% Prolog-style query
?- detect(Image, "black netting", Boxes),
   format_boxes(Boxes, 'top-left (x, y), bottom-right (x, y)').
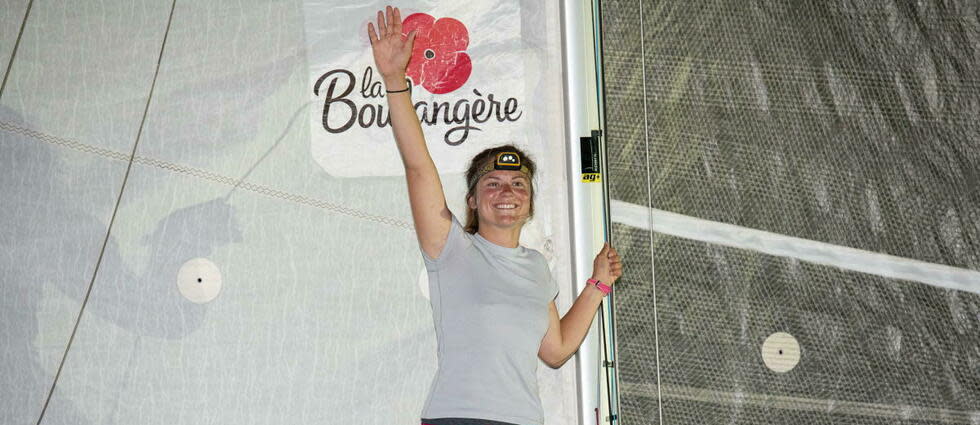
top-left (603, 0), bottom-right (980, 268)
top-left (602, 1), bottom-right (980, 424)
top-left (614, 230), bottom-right (980, 424)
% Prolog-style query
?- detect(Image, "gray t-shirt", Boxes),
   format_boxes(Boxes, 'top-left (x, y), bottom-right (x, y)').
top-left (420, 214), bottom-right (558, 425)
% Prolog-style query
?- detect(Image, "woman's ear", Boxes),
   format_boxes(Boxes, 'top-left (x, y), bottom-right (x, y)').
top-left (467, 195), bottom-right (476, 210)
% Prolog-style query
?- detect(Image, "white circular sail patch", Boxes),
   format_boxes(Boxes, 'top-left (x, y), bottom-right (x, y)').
top-left (177, 258), bottom-right (222, 304)
top-left (761, 332), bottom-right (801, 373)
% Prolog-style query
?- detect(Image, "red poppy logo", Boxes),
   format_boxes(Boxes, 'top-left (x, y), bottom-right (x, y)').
top-left (402, 13), bottom-right (472, 94)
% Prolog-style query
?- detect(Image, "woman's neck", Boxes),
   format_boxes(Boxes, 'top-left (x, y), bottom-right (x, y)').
top-left (477, 224), bottom-right (522, 248)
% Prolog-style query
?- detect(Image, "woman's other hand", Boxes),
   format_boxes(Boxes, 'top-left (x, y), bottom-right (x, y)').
top-left (368, 6), bottom-right (417, 88)
top-left (591, 243), bottom-right (622, 286)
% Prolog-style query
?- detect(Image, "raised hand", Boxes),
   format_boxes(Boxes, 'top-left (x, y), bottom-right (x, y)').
top-left (367, 6), bottom-right (417, 88)
top-left (591, 243), bottom-right (623, 287)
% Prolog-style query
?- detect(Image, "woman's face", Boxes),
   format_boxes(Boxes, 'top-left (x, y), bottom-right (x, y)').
top-left (467, 170), bottom-right (532, 230)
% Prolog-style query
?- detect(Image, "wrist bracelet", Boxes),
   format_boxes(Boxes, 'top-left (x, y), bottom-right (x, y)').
top-left (386, 86), bottom-right (410, 94)
top-left (587, 278), bottom-right (612, 295)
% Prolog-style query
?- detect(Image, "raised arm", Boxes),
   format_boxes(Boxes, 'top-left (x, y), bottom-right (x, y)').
top-left (369, 6), bottom-right (452, 259)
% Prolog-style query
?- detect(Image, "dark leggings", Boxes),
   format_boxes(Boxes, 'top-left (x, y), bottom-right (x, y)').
top-left (421, 418), bottom-right (520, 425)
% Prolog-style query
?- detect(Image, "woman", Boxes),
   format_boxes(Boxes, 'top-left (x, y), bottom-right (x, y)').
top-left (368, 6), bottom-right (622, 425)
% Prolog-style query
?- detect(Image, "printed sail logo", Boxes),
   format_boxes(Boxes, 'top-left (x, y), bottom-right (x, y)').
top-left (403, 13), bottom-right (472, 94)
top-left (312, 12), bottom-right (523, 146)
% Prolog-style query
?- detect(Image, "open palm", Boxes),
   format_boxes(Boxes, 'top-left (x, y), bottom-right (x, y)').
top-left (368, 6), bottom-right (417, 81)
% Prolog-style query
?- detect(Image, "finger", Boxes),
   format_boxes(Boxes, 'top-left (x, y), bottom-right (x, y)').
top-left (406, 28), bottom-right (418, 48)
top-left (599, 243), bottom-right (609, 255)
top-left (386, 5), bottom-right (394, 32)
top-left (393, 7), bottom-right (402, 33)
top-left (377, 10), bottom-right (386, 37)
top-left (368, 23), bottom-right (378, 44)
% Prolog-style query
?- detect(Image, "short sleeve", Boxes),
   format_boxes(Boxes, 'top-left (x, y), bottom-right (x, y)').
top-left (533, 250), bottom-right (560, 301)
top-left (420, 213), bottom-right (467, 269)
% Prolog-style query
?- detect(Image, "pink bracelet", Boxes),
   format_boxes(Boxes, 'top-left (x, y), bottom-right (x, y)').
top-left (587, 278), bottom-right (612, 295)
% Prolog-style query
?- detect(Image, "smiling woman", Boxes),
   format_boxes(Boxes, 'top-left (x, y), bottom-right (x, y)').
top-left (367, 5), bottom-right (622, 425)
top-left (462, 145), bottom-right (537, 239)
